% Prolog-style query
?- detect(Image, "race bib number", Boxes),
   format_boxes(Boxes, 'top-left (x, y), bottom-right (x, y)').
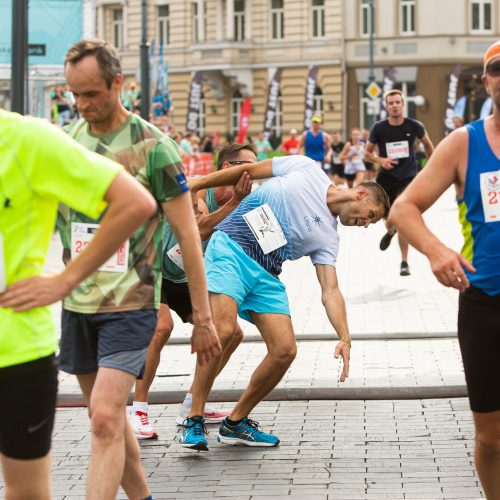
top-left (386, 141), bottom-right (410, 160)
top-left (480, 171), bottom-right (500, 222)
top-left (243, 204), bottom-right (287, 255)
top-left (71, 222), bottom-right (129, 273)
top-left (166, 243), bottom-right (185, 271)
top-left (0, 232), bottom-right (5, 293)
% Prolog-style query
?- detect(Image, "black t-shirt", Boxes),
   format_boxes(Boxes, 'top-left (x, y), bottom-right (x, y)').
top-left (369, 118), bottom-right (425, 180)
top-left (330, 141), bottom-right (345, 165)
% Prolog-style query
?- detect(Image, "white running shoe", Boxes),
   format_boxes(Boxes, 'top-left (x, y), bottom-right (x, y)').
top-left (176, 404), bottom-right (231, 426)
top-left (130, 409), bottom-right (158, 439)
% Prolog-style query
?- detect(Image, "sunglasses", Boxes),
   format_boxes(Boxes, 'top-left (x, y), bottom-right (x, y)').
top-left (486, 60), bottom-right (500, 77)
top-left (227, 160), bottom-right (253, 165)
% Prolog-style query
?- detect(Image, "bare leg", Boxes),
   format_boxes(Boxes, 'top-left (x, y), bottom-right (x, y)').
top-left (229, 313), bottom-right (297, 421)
top-left (473, 410), bottom-right (500, 499)
top-left (78, 369), bottom-right (150, 500)
top-left (354, 171), bottom-right (365, 187)
top-left (398, 233), bottom-right (409, 262)
top-left (1, 454), bottom-right (51, 500)
top-left (189, 293), bottom-right (239, 418)
top-left (134, 303), bottom-right (174, 402)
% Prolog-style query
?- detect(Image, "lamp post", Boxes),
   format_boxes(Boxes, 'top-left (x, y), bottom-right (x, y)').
top-left (140, 0), bottom-right (150, 120)
top-left (11, 0), bottom-right (28, 114)
top-left (367, 0), bottom-right (376, 128)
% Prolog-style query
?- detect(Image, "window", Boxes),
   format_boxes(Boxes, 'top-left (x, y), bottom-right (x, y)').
top-left (158, 5), bottom-right (170, 46)
top-left (313, 86), bottom-right (323, 115)
top-left (312, 0), bottom-right (325, 38)
top-left (360, 0), bottom-right (374, 37)
top-left (231, 90), bottom-right (244, 134)
top-left (400, 0), bottom-right (415, 35)
top-left (234, 0), bottom-right (245, 42)
top-left (271, 92), bottom-right (283, 138)
top-left (111, 8), bottom-right (124, 49)
top-left (192, 2), bottom-right (207, 43)
top-left (271, 0), bottom-right (284, 40)
top-left (471, 0), bottom-right (492, 32)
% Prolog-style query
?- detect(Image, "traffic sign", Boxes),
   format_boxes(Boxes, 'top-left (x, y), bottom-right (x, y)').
top-left (365, 81), bottom-right (382, 99)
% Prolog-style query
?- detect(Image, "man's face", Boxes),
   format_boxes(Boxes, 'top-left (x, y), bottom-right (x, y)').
top-left (215, 148), bottom-right (257, 204)
top-left (337, 190), bottom-right (384, 228)
top-left (311, 121), bottom-right (321, 132)
top-left (386, 94), bottom-right (404, 119)
top-left (65, 56), bottom-right (122, 125)
top-left (483, 59), bottom-right (500, 110)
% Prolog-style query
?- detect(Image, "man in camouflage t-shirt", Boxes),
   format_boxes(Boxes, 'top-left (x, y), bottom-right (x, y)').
top-left (58, 39), bottom-right (220, 500)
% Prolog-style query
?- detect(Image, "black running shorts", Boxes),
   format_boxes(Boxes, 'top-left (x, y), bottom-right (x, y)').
top-left (0, 355), bottom-right (58, 459)
top-left (161, 278), bottom-right (193, 322)
top-left (458, 286), bottom-right (500, 413)
top-left (376, 174), bottom-right (414, 206)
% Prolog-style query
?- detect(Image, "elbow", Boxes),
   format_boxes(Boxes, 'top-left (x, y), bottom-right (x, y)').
top-left (198, 227), bottom-right (212, 241)
top-left (387, 199), bottom-right (402, 228)
top-left (132, 192), bottom-right (157, 224)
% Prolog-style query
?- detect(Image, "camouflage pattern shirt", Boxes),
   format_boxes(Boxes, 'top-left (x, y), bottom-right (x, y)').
top-left (58, 114), bottom-right (188, 313)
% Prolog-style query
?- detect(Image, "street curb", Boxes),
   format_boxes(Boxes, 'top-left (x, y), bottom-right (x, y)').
top-left (166, 331), bottom-right (457, 345)
top-left (57, 384), bottom-right (467, 407)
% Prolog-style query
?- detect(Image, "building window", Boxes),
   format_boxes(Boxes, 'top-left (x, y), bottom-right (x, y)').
top-left (158, 4), bottom-right (170, 46)
top-left (313, 86), bottom-right (323, 115)
top-left (400, 0), bottom-right (415, 35)
top-left (311, 0), bottom-right (325, 38)
top-left (231, 90), bottom-right (244, 134)
top-left (360, 0), bottom-right (374, 37)
top-left (111, 8), bottom-right (124, 49)
top-left (192, 2), bottom-right (207, 43)
top-left (270, 0), bottom-right (284, 41)
top-left (271, 92), bottom-right (283, 138)
top-left (234, 0), bottom-right (245, 41)
top-left (471, 0), bottom-right (492, 32)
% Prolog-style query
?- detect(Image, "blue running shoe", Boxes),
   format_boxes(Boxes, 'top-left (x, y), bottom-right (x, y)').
top-left (178, 416), bottom-right (208, 451)
top-left (217, 417), bottom-right (280, 447)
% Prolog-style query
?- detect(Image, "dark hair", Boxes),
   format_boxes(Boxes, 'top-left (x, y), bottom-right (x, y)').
top-left (358, 181), bottom-right (391, 218)
top-left (65, 39), bottom-right (122, 89)
top-left (217, 142), bottom-right (257, 169)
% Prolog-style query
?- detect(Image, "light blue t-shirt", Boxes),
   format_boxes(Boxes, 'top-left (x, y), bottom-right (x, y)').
top-left (215, 155), bottom-right (339, 276)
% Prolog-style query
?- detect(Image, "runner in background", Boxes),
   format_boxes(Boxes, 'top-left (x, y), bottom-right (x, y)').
top-left (300, 115), bottom-right (331, 170)
top-left (329, 131), bottom-right (346, 186)
top-left (280, 129), bottom-right (300, 155)
top-left (361, 128), bottom-right (377, 181)
top-left (340, 128), bottom-right (366, 188)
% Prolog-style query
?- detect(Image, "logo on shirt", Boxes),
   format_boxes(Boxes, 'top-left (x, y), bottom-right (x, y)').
top-left (312, 214), bottom-right (323, 226)
top-left (488, 175), bottom-right (499, 190)
top-left (176, 173), bottom-right (189, 193)
top-left (304, 214), bottom-right (323, 232)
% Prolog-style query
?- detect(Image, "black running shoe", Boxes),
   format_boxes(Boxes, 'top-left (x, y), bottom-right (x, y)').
top-left (379, 231), bottom-right (395, 251)
top-left (400, 261), bottom-right (410, 276)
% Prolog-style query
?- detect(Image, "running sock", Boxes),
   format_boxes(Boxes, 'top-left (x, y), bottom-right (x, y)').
top-left (142, 496), bottom-right (154, 500)
top-left (182, 392), bottom-right (193, 410)
top-left (133, 401), bottom-right (149, 413)
top-left (226, 417), bottom-right (245, 427)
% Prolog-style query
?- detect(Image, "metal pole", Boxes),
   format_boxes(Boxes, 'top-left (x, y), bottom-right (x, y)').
top-left (368, 0), bottom-right (375, 127)
top-left (140, 0), bottom-right (150, 120)
top-left (11, 0), bottom-right (28, 114)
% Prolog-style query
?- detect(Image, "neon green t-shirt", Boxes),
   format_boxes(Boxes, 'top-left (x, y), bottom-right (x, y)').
top-left (0, 110), bottom-right (121, 369)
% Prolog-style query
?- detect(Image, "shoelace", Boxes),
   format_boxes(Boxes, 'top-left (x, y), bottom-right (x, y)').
top-left (185, 418), bottom-right (207, 436)
top-left (135, 411), bottom-right (150, 426)
top-left (243, 418), bottom-right (261, 431)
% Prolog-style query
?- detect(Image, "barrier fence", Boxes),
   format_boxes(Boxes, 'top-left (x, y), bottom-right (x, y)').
top-left (182, 153), bottom-right (216, 176)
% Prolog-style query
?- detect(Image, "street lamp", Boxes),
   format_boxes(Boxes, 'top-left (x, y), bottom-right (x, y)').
top-left (140, 0), bottom-right (150, 120)
top-left (11, 0), bottom-right (28, 114)
top-left (367, 0), bottom-right (375, 128)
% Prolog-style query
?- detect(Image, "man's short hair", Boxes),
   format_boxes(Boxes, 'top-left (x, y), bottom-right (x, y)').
top-left (358, 181), bottom-right (391, 218)
top-left (65, 39), bottom-right (122, 89)
top-left (384, 89), bottom-right (405, 104)
top-left (217, 143), bottom-right (257, 169)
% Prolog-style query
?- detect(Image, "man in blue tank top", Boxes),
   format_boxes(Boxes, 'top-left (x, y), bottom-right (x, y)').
top-left (389, 41), bottom-right (500, 499)
top-left (300, 114), bottom-right (331, 170)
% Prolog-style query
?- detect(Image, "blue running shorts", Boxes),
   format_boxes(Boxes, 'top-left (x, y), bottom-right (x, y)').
top-left (205, 231), bottom-right (290, 323)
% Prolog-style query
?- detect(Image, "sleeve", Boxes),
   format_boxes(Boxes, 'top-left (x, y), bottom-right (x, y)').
top-left (272, 155), bottom-right (317, 177)
top-left (27, 118), bottom-right (121, 219)
top-left (147, 135), bottom-right (189, 203)
top-left (415, 120), bottom-right (426, 139)
top-left (368, 122), bottom-right (379, 144)
top-left (309, 231), bottom-right (340, 267)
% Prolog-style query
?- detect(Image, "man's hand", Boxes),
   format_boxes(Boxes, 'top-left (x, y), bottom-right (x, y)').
top-left (427, 245), bottom-right (475, 291)
top-left (0, 274), bottom-right (73, 312)
top-left (232, 172), bottom-right (253, 202)
top-left (334, 339), bottom-right (351, 382)
top-left (379, 157), bottom-right (397, 170)
top-left (191, 320), bottom-right (222, 366)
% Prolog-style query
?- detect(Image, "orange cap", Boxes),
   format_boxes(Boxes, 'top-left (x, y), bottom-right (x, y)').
top-left (483, 40), bottom-right (500, 72)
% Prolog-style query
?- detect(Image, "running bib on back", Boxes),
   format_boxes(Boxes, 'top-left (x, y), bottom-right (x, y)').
top-left (71, 222), bottom-right (129, 273)
top-left (480, 170), bottom-right (500, 222)
top-left (166, 243), bottom-right (185, 271)
top-left (243, 204), bottom-right (287, 255)
top-left (0, 232), bottom-right (5, 293)
top-left (386, 141), bottom-right (410, 160)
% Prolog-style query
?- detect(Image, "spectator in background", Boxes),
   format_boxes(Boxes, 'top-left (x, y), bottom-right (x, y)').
top-left (254, 132), bottom-right (273, 161)
top-left (280, 129), bottom-right (300, 155)
top-left (329, 131), bottom-right (345, 185)
top-left (180, 132), bottom-right (194, 156)
top-left (122, 81), bottom-right (140, 111)
top-left (202, 133), bottom-right (216, 154)
top-left (453, 115), bottom-right (465, 129)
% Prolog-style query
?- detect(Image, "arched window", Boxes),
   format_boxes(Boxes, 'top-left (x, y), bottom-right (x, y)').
top-left (231, 89), bottom-right (244, 134)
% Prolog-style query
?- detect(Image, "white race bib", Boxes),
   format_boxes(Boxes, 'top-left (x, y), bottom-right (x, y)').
top-left (386, 140), bottom-right (410, 160)
top-left (166, 243), bottom-right (185, 271)
top-left (480, 170), bottom-right (500, 222)
top-left (243, 204), bottom-right (287, 255)
top-left (71, 222), bottom-right (129, 273)
top-left (0, 231), bottom-right (5, 293)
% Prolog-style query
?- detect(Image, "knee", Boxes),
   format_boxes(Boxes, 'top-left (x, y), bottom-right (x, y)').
top-left (270, 343), bottom-right (297, 366)
top-left (151, 323), bottom-right (173, 350)
top-left (90, 408), bottom-right (124, 443)
top-left (476, 427), bottom-right (500, 455)
top-left (232, 327), bottom-right (244, 345)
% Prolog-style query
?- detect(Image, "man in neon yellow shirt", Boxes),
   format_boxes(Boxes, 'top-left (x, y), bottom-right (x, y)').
top-left (0, 109), bottom-right (157, 500)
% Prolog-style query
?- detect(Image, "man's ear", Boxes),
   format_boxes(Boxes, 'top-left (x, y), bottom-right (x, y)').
top-left (356, 187), bottom-right (368, 199)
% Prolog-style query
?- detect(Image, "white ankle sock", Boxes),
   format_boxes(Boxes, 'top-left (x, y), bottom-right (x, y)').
top-left (182, 393), bottom-right (193, 409)
top-left (133, 401), bottom-right (149, 413)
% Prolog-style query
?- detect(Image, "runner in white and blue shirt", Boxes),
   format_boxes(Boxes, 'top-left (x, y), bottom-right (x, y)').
top-left (182, 154), bottom-right (389, 451)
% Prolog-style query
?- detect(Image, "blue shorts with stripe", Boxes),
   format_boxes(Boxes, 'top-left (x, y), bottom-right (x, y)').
top-left (205, 231), bottom-right (290, 323)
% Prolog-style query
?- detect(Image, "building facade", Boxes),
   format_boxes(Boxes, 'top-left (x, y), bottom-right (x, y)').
top-left (344, 0), bottom-right (500, 143)
top-left (94, 0), bottom-right (344, 142)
